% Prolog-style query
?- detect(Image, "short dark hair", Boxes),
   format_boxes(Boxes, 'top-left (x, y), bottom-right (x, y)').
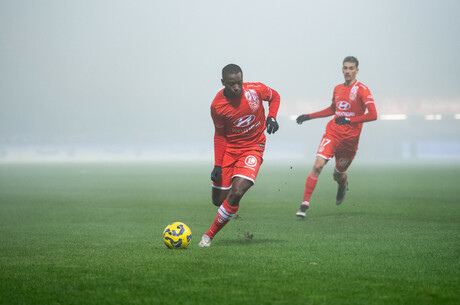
top-left (222, 64), bottom-right (243, 78)
top-left (343, 56), bottom-right (359, 68)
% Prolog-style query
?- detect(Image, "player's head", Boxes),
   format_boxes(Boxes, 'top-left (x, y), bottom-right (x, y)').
top-left (342, 56), bottom-right (359, 84)
top-left (343, 56), bottom-right (359, 68)
top-left (221, 64), bottom-right (243, 98)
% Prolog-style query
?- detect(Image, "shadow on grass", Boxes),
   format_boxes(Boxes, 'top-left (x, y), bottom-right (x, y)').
top-left (217, 238), bottom-right (286, 246)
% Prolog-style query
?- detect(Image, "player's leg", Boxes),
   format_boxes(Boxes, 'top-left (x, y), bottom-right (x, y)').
top-left (200, 178), bottom-right (254, 247)
top-left (334, 148), bottom-right (356, 205)
top-left (227, 177), bottom-right (254, 205)
top-left (199, 152), bottom-right (262, 247)
top-left (212, 188), bottom-right (228, 207)
top-left (297, 135), bottom-right (335, 218)
top-left (200, 153), bottom-right (234, 247)
top-left (211, 158), bottom-right (233, 206)
top-left (296, 156), bottom-right (328, 217)
top-left (207, 177), bottom-right (252, 232)
top-left (333, 168), bottom-right (348, 205)
top-left (305, 156), bottom-right (328, 198)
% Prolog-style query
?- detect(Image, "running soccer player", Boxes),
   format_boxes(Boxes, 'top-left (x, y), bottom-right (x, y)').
top-left (198, 64), bottom-right (280, 247)
top-left (295, 56), bottom-right (377, 218)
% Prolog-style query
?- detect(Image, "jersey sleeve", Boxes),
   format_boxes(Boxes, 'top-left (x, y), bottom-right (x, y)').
top-left (213, 127), bottom-right (227, 166)
top-left (210, 104), bottom-right (227, 166)
top-left (349, 86), bottom-right (378, 124)
top-left (309, 89), bottom-right (336, 119)
top-left (309, 104), bottom-right (335, 119)
top-left (211, 104), bottom-right (225, 129)
top-left (267, 88), bottom-right (280, 118)
top-left (255, 83), bottom-right (280, 118)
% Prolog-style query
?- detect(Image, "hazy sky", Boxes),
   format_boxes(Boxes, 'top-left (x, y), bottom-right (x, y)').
top-left (1, 0), bottom-right (459, 146)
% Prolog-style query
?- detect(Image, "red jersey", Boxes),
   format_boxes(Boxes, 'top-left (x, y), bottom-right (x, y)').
top-left (211, 82), bottom-right (280, 165)
top-left (324, 81), bottom-right (375, 140)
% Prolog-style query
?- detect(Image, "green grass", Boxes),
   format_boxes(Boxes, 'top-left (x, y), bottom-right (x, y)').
top-left (0, 161), bottom-right (459, 305)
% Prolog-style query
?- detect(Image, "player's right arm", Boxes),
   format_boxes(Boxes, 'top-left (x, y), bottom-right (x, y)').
top-left (213, 126), bottom-right (226, 167)
top-left (296, 103), bottom-right (335, 124)
top-left (211, 105), bottom-right (227, 182)
top-left (297, 89), bottom-right (336, 124)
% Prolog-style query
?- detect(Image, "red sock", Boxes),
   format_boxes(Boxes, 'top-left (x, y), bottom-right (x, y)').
top-left (303, 174), bottom-right (318, 202)
top-left (205, 199), bottom-right (239, 239)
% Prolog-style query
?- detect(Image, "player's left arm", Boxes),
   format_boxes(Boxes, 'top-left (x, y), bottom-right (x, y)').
top-left (262, 85), bottom-right (281, 134)
top-left (349, 87), bottom-right (377, 124)
top-left (349, 102), bottom-right (377, 124)
top-left (211, 106), bottom-right (227, 182)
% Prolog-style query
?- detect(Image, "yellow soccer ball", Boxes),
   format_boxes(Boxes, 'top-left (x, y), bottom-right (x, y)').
top-left (163, 222), bottom-right (192, 249)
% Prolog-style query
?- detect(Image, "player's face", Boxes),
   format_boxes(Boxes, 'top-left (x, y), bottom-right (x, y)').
top-left (342, 62), bottom-right (359, 84)
top-left (222, 72), bottom-right (243, 98)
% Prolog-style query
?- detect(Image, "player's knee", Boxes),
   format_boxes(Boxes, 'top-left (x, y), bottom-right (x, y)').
top-left (211, 191), bottom-right (226, 207)
top-left (212, 199), bottom-right (222, 207)
top-left (312, 164), bottom-right (324, 176)
top-left (228, 191), bottom-right (243, 203)
top-left (227, 187), bottom-right (246, 204)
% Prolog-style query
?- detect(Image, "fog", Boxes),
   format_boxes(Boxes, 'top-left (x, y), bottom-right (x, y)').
top-left (1, 0), bottom-right (459, 162)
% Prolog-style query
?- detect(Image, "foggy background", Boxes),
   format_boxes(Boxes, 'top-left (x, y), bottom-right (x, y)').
top-left (1, 0), bottom-right (459, 163)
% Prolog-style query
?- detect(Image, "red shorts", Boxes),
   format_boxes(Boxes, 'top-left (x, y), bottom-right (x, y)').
top-left (212, 149), bottom-right (264, 190)
top-left (316, 133), bottom-right (358, 173)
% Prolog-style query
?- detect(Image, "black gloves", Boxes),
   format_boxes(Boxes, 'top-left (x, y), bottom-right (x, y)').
top-left (211, 166), bottom-right (222, 182)
top-left (266, 116), bottom-right (279, 134)
top-left (335, 116), bottom-right (351, 125)
top-left (297, 114), bottom-right (350, 125)
top-left (296, 114), bottom-right (311, 124)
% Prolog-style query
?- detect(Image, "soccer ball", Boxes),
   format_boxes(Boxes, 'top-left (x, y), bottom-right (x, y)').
top-left (163, 222), bottom-right (192, 249)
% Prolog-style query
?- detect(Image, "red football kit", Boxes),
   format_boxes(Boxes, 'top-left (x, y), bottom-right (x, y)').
top-left (310, 80), bottom-right (377, 172)
top-left (211, 82), bottom-right (280, 189)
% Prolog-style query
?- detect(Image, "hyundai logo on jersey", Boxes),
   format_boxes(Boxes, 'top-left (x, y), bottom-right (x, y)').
top-left (233, 115), bottom-right (256, 128)
top-left (337, 101), bottom-right (351, 111)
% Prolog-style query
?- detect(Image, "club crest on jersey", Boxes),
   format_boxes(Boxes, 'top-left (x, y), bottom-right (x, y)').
top-left (349, 84), bottom-right (359, 101)
top-left (337, 101), bottom-right (351, 111)
top-left (245, 89), bottom-right (260, 111)
top-left (244, 155), bottom-right (257, 167)
top-left (233, 115), bottom-right (255, 128)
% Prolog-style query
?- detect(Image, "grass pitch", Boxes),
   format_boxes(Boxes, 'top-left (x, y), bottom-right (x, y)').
top-left (0, 161), bottom-right (459, 305)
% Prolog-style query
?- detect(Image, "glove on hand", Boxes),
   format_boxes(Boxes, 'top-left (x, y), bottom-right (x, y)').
top-left (266, 116), bottom-right (279, 134)
top-left (335, 116), bottom-right (351, 125)
top-left (211, 166), bottom-right (222, 182)
top-left (296, 114), bottom-right (311, 124)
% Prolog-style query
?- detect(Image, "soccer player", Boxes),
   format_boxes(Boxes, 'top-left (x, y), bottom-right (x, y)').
top-left (198, 64), bottom-right (280, 247)
top-left (295, 56), bottom-right (377, 218)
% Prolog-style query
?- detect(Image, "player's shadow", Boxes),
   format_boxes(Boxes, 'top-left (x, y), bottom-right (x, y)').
top-left (218, 238), bottom-right (285, 246)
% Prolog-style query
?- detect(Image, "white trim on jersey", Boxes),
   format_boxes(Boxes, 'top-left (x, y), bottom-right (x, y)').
top-left (211, 184), bottom-right (232, 190)
top-left (315, 153), bottom-right (333, 161)
top-left (232, 174), bottom-right (255, 184)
